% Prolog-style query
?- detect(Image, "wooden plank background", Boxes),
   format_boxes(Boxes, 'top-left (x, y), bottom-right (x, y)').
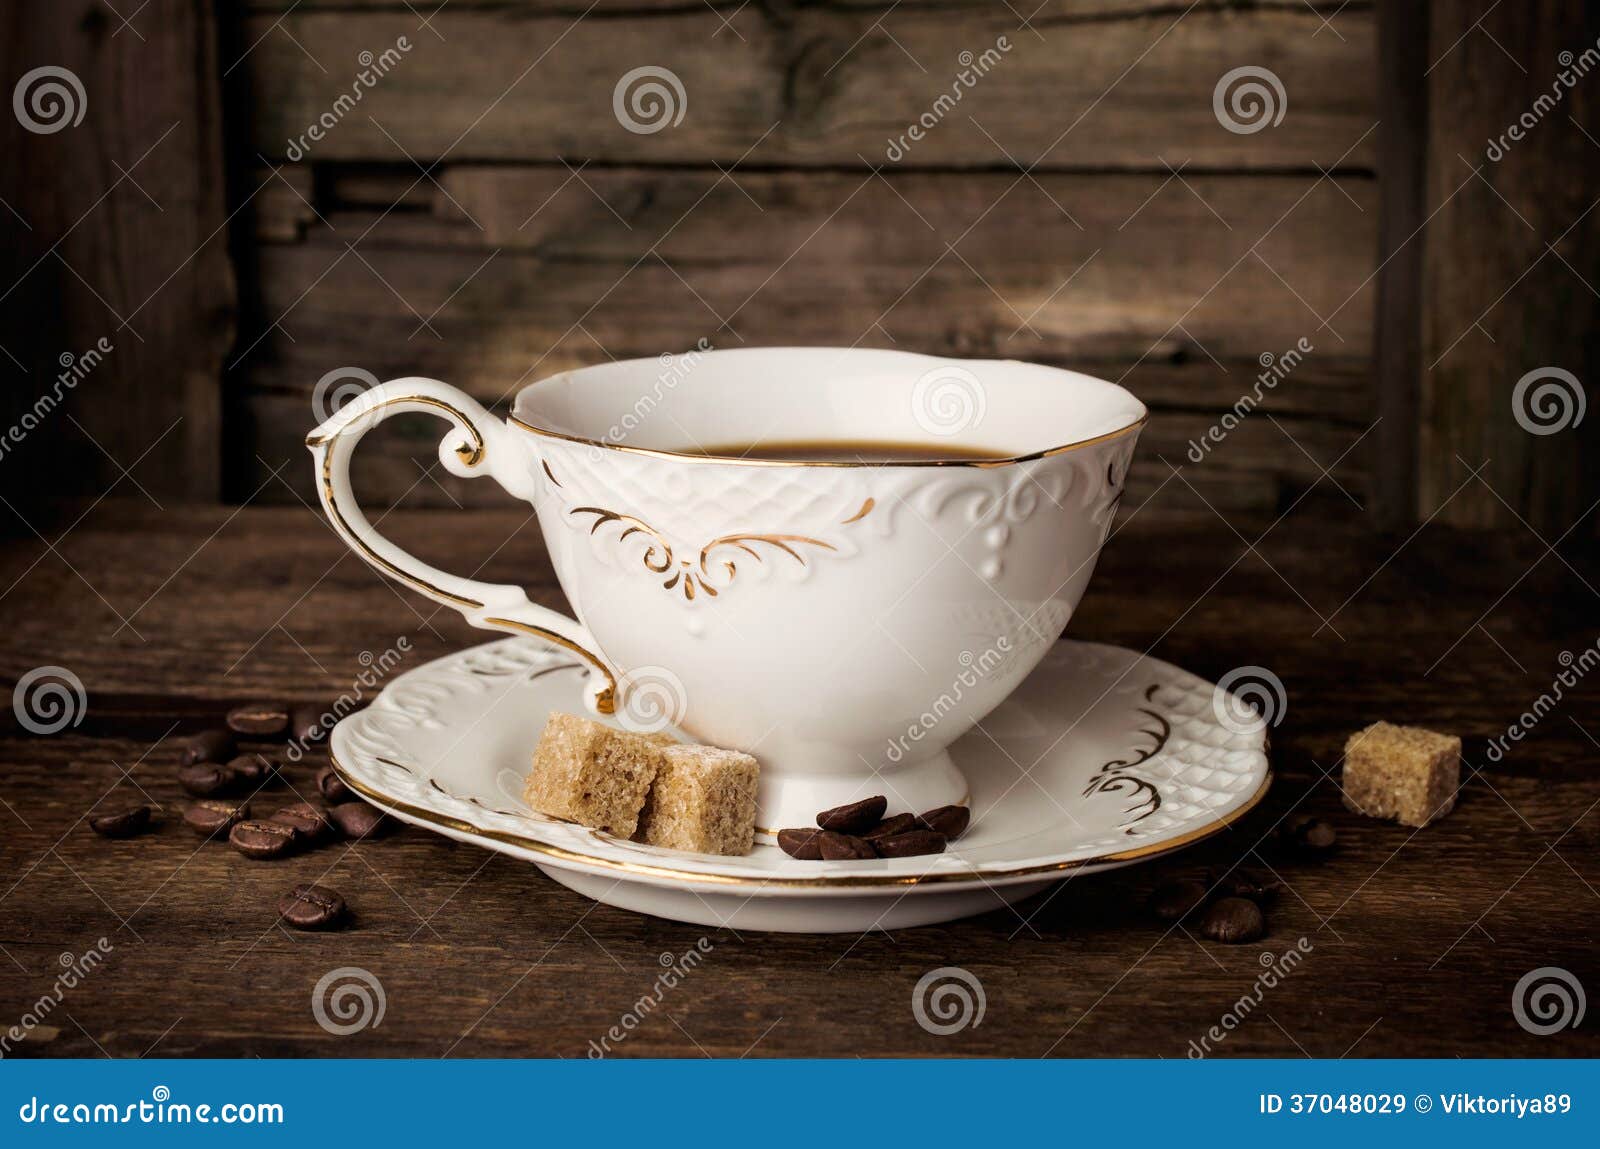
top-left (2, 504), bottom-right (1595, 1056)
top-left (0, 0), bottom-right (234, 509)
top-left (1419, 0), bottom-right (1600, 532)
top-left (226, 1), bottom-right (1382, 517)
top-left (3, 2), bottom-right (1592, 534)
top-left (3, 1), bottom-right (1598, 1063)
top-left (242, 4), bottom-right (1376, 168)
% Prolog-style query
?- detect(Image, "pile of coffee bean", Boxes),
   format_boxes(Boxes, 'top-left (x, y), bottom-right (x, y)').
top-left (777, 795), bottom-right (969, 861)
top-left (86, 699), bottom-right (395, 931)
top-left (1145, 815), bottom-right (1340, 944)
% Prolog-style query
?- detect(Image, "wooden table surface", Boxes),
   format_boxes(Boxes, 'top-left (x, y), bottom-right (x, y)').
top-left (1, 499), bottom-right (1595, 1058)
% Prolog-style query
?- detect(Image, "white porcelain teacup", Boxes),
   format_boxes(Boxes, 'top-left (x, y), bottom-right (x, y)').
top-left (307, 347), bottom-right (1145, 829)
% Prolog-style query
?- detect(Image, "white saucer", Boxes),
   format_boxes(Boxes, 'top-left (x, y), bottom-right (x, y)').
top-left (330, 638), bottom-right (1270, 932)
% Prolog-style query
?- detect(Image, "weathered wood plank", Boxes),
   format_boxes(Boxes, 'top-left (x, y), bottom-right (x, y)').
top-left (236, 168), bottom-right (1376, 386)
top-left (1372, 0), bottom-right (1428, 531)
top-left (0, 506), bottom-right (1585, 724)
top-left (240, 5), bottom-right (1376, 168)
top-left (0, 503), bottom-right (1592, 1057)
top-left (327, 166), bottom-right (435, 212)
top-left (232, 165), bottom-right (1376, 510)
top-left (239, 385), bottom-right (1374, 518)
top-left (249, 348), bottom-right (1372, 425)
top-left (0, 0), bottom-right (234, 508)
top-left (253, 164), bottom-right (317, 243)
top-left (1420, 0), bottom-right (1600, 532)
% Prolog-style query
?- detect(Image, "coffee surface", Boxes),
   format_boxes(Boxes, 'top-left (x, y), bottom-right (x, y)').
top-left (676, 439), bottom-right (1011, 462)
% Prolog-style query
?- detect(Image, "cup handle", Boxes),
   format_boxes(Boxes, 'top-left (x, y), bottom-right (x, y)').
top-left (305, 376), bottom-right (616, 714)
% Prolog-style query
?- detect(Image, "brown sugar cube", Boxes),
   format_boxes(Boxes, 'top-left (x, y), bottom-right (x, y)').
top-left (1341, 721), bottom-right (1461, 827)
top-left (634, 744), bottom-right (759, 856)
top-left (524, 711), bottom-right (668, 837)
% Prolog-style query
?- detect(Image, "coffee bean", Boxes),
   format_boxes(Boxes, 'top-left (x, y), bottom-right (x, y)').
top-left (289, 703), bottom-right (329, 745)
top-left (1200, 896), bottom-right (1265, 944)
top-left (229, 819), bottom-right (297, 859)
top-left (277, 884), bottom-right (347, 930)
top-left (1283, 815), bottom-right (1337, 855)
top-left (817, 831), bottom-right (877, 860)
top-left (183, 800), bottom-right (248, 838)
top-left (1220, 869), bottom-right (1279, 903)
top-left (88, 805), bottom-right (151, 839)
top-left (270, 801), bottom-right (334, 843)
top-left (816, 795), bottom-right (887, 834)
top-left (861, 813), bottom-right (918, 841)
top-left (872, 830), bottom-right (947, 858)
top-left (1148, 878), bottom-right (1209, 921)
top-left (227, 701), bottom-right (289, 738)
top-left (777, 828), bottom-right (825, 859)
top-left (917, 805), bottom-right (971, 839)
top-left (1297, 818), bottom-right (1337, 853)
top-left (178, 762), bottom-right (238, 797)
top-left (180, 728), bottom-right (236, 766)
top-left (228, 753), bottom-right (281, 787)
top-left (316, 764), bottom-right (351, 804)
top-left (329, 801), bottom-right (388, 840)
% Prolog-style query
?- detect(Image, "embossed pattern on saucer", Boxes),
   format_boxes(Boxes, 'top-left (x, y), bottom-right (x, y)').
top-left (329, 637), bottom-right (1270, 931)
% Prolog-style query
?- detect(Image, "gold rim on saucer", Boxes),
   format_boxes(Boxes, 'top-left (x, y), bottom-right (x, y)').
top-left (330, 752), bottom-right (1271, 891)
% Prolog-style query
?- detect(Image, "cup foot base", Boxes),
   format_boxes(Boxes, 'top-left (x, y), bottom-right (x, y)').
top-left (542, 866), bottom-right (1054, 932)
top-left (754, 750), bottom-right (968, 833)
